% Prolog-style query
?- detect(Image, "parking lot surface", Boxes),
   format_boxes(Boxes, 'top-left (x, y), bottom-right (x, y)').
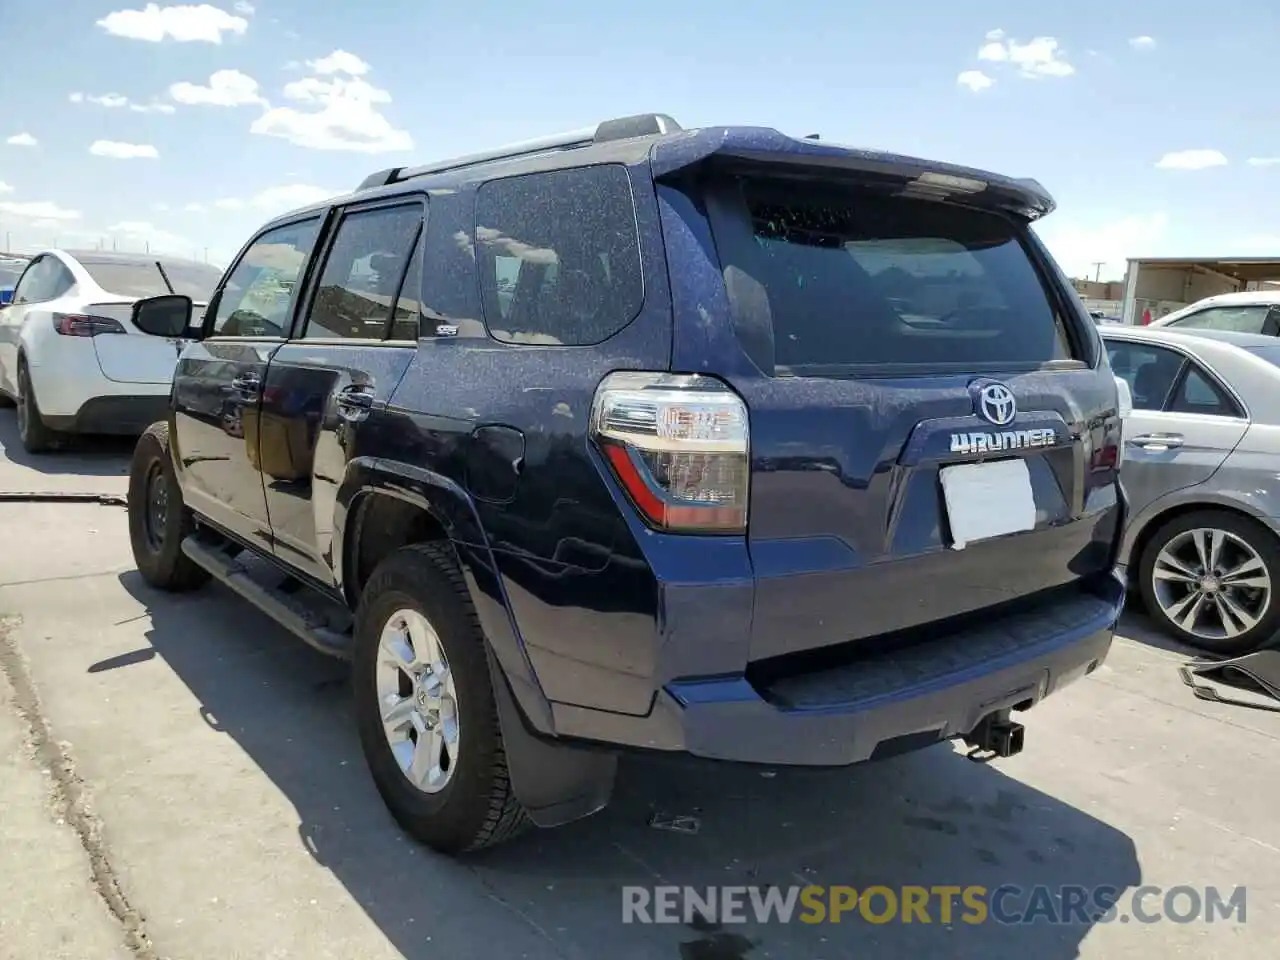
top-left (1, 412), bottom-right (1278, 960)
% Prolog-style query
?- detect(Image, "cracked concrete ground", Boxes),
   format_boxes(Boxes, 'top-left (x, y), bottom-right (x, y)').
top-left (0, 411), bottom-right (1278, 959)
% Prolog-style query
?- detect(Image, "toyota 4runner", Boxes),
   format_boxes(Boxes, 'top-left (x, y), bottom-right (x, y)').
top-left (124, 113), bottom-right (1127, 854)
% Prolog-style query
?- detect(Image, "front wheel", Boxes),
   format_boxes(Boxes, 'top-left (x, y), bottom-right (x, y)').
top-left (127, 422), bottom-right (210, 592)
top-left (1139, 509), bottom-right (1280, 655)
top-left (352, 542), bottom-right (530, 854)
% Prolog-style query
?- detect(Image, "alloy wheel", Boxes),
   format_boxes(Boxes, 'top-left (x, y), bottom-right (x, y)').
top-left (1151, 527), bottom-right (1272, 642)
top-left (375, 608), bottom-right (460, 794)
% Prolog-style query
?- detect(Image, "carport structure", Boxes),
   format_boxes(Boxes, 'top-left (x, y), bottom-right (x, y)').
top-left (1121, 257), bottom-right (1280, 325)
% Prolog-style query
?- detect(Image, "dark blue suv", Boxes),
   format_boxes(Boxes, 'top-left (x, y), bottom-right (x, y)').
top-left (124, 113), bottom-right (1126, 854)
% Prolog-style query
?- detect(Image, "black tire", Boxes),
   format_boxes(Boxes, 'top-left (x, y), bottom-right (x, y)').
top-left (127, 422), bottom-right (210, 592)
top-left (353, 542), bottom-right (530, 854)
top-left (1138, 508), bottom-right (1280, 655)
top-left (0, 390), bottom-right (14, 408)
top-left (16, 357), bottom-right (64, 453)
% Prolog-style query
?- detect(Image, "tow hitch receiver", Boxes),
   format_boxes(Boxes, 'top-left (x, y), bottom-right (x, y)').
top-left (962, 709), bottom-right (1025, 763)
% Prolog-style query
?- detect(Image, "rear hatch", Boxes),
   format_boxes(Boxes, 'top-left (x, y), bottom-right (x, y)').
top-left (661, 148), bottom-right (1123, 665)
top-left (81, 258), bottom-right (215, 385)
top-left (87, 300), bottom-right (203, 385)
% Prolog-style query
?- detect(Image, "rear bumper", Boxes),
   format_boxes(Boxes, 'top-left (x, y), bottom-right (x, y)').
top-left (550, 573), bottom-right (1123, 766)
top-left (43, 395), bottom-right (171, 435)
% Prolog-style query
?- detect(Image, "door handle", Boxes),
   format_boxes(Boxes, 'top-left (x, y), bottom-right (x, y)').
top-left (1128, 433), bottom-right (1184, 449)
top-left (231, 374), bottom-right (260, 394)
top-left (335, 386), bottom-right (375, 421)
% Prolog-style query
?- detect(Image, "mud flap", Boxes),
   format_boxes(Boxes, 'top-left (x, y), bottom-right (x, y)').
top-left (486, 653), bottom-right (618, 828)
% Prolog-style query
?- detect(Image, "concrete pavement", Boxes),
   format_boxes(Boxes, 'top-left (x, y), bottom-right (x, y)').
top-left (0, 411), bottom-right (1278, 959)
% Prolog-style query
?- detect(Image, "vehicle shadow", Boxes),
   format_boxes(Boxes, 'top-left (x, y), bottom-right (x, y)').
top-left (0, 410), bottom-right (136, 477)
top-left (113, 571), bottom-right (1142, 960)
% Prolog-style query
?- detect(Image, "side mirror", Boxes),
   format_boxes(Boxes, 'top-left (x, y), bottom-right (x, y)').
top-left (132, 294), bottom-right (194, 338)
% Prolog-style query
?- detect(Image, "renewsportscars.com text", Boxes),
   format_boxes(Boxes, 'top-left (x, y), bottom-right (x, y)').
top-left (621, 884), bottom-right (1247, 926)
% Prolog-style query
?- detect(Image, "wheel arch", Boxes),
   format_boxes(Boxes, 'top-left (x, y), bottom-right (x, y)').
top-left (334, 457), bottom-right (554, 732)
top-left (1127, 495), bottom-right (1280, 583)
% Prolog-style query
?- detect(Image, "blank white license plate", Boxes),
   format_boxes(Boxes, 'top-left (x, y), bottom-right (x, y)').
top-left (939, 458), bottom-right (1037, 550)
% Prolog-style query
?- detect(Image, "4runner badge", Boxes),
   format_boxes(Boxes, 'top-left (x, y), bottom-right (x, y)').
top-left (950, 428), bottom-right (1057, 455)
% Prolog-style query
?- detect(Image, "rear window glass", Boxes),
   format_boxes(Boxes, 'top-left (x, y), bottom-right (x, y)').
top-left (475, 164), bottom-right (644, 345)
top-left (711, 177), bottom-right (1076, 375)
top-left (83, 260), bottom-right (222, 301)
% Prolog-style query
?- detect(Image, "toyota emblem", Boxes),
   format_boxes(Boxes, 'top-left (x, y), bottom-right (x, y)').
top-left (977, 382), bottom-right (1017, 426)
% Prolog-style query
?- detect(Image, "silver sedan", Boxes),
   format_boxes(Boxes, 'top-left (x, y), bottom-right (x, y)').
top-left (1102, 325), bottom-right (1280, 654)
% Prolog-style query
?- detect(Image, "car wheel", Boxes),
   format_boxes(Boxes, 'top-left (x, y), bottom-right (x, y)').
top-left (1138, 509), bottom-right (1280, 655)
top-left (16, 358), bottom-right (64, 453)
top-left (127, 421), bottom-right (210, 592)
top-left (352, 542), bottom-right (530, 854)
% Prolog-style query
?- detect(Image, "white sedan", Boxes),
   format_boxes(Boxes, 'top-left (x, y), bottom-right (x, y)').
top-left (0, 249), bottom-right (222, 453)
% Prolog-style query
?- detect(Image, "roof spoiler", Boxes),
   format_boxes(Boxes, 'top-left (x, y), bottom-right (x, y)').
top-left (354, 112), bottom-right (682, 192)
top-left (649, 127), bottom-right (1056, 221)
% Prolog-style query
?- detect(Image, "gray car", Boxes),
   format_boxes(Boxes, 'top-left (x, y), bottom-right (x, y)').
top-left (1102, 325), bottom-right (1280, 654)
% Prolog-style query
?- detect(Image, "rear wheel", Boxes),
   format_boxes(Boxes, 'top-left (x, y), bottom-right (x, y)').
top-left (352, 542), bottom-right (530, 854)
top-left (16, 358), bottom-right (64, 454)
top-left (1139, 509), bottom-right (1280, 655)
top-left (127, 422), bottom-right (210, 592)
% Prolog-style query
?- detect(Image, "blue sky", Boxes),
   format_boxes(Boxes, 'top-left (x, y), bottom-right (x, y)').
top-left (1, 0), bottom-right (1278, 279)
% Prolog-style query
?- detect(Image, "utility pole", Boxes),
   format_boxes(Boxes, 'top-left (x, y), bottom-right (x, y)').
top-left (1090, 261), bottom-right (1105, 282)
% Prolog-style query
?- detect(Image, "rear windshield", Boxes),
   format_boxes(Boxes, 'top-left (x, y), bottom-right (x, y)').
top-left (708, 177), bottom-right (1076, 375)
top-left (83, 260), bottom-right (222, 301)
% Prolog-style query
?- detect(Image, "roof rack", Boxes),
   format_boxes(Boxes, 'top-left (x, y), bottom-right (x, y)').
top-left (354, 112), bottom-right (681, 192)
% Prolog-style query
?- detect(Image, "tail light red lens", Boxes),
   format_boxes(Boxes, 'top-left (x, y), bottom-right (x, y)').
top-left (590, 372), bottom-right (749, 534)
top-left (52, 313), bottom-right (127, 337)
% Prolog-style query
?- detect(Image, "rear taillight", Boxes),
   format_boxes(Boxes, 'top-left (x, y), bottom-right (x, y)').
top-left (590, 372), bottom-right (749, 534)
top-left (53, 313), bottom-right (126, 337)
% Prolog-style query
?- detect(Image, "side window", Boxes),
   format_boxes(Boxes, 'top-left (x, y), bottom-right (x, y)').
top-left (47, 262), bottom-right (76, 299)
top-left (13, 256), bottom-right (54, 304)
top-left (475, 164), bottom-right (644, 345)
top-left (302, 204), bottom-right (423, 340)
top-left (209, 219), bottom-right (322, 337)
top-left (1105, 341), bottom-right (1184, 410)
top-left (1167, 305), bottom-right (1271, 334)
top-left (1169, 365), bottom-right (1240, 417)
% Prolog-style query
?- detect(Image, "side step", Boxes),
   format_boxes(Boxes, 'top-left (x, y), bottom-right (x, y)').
top-left (181, 536), bottom-right (353, 660)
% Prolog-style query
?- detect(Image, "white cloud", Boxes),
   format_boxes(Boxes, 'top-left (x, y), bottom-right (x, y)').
top-left (1155, 149), bottom-right (1228, 170)
top-left (247, 183), bottom-right (336, 213)
top-left (97, 3), bottom-right (248, 43)
top-left (249, 51), bottom-right (412, 153)
top-left (957, 70), bottom-right (994, 93)
top-left (0, 181), bottom-right (11, 193)
top-left (6, 133), bottom-right (37, 147)
top-left (183, 201), bottom-right (208, 212)
top-left (1247, 157), bottom-right (1280, 167)
top-left (204, 184), bottom-right (337, 216)
top-left (0, 200), bottom-right (82, 221)
top-left (977, 32), bottom-right (1074, 78)
top-left (169, 69), bottom-right (265, 106)
top-left (106, 220), bottom-right (192, 251)
top-left (233, 1), bottom-right (254, 13)
top-left (70, 91), bottom-right (176, 113)
top-left (89, 140), bottom-right (160, 159)
top-left (1035, 211), bottom-right (1169, 281)
top-left (308, 50), bottom-right (370, 75)
top-left (1129, 36), bottom-right (1156, 50)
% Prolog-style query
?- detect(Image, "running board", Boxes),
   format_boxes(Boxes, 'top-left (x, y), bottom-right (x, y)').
top-left (180, 536), bottom-right (353, 660)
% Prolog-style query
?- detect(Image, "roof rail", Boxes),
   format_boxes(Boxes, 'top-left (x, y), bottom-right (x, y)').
top-left (354, 112), bottom-right (682, 191)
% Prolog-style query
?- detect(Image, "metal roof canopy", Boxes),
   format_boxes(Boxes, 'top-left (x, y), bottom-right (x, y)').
top-left (1127, 256), bottom-right (1280, 283)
